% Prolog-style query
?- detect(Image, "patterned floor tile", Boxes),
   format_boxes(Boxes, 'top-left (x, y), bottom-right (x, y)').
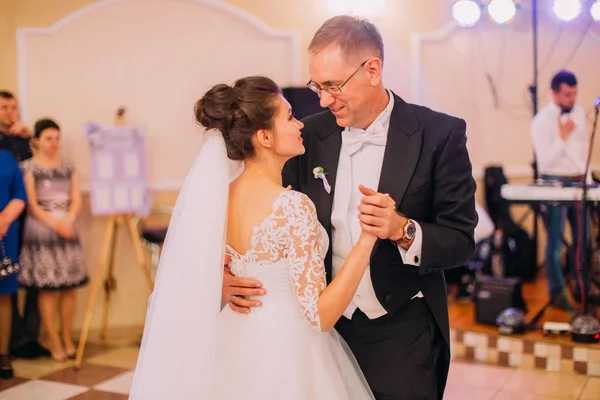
top-left (68, 389), bottom-right (130, 399)
top-left (1, 348), bottom-right (597, 399)
top-left (579, 377), bottom-right (600, 400)
top-left (92, 371), bottom-right (134, 395)
top-left (85, 348), bottom-right (139, 370)
top-left (447, 360), bottom-right (514, 392)
top-left (0, 377), bottom-right (28, 392)
top-left (12, 357), bottom-right (75, 380)
top-left (40, 364), bottom-right (129, 387)
top-left (0, 380), bottom-right (88, 400)
top-left (501, 369), bottom-right (588, 398)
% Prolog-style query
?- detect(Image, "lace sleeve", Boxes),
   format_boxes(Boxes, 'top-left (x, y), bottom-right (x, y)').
top-left (284, 192), bottom-right (327, 331)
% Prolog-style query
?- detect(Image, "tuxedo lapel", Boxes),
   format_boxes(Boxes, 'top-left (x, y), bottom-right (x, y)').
top-left (372, 94), bottom-right (423, 254)
top-left (310, 123), bottom-right (343, 234)
top-left (377, 94), bottom-right (423, 207)
top-left (307, 121), bottom-right (342, 283)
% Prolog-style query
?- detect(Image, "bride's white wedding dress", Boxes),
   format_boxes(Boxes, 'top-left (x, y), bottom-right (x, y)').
top-left (128, 135), bottom-right (374, 399)
top-left (215, 190), bottom-right (373, 399)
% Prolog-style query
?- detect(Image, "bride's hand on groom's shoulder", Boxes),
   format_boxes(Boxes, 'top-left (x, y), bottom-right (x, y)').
top-left (222, 255), bottom-right (266, 314)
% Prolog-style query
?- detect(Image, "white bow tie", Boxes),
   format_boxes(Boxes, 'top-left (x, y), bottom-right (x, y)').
top-left (342, 128), bottom-right (387, 155)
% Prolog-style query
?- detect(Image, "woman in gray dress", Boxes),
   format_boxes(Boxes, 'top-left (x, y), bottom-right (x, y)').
top-left (19, 119), bottom-right (87, 361)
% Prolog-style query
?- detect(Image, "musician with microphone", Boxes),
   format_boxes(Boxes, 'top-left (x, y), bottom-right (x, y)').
top-left (531, 70), bottom-right (589, 311)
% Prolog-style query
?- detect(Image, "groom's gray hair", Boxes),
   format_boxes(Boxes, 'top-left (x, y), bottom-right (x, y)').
top-left (309, 15), bottom-right (384, 65)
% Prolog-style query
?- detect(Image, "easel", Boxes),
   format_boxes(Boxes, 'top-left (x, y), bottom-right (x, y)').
top-left (75, 108), bottom-right (154, 369)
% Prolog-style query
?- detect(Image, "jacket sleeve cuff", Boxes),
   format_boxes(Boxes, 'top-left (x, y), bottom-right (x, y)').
top-left (397, 220), bottom-right (422, 266)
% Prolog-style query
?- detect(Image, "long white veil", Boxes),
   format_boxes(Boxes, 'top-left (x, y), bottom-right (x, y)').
top-left (129, 134), bottom-right (236, 399)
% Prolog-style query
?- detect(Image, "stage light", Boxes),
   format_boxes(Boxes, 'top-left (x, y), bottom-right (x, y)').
top-left (487, 0), bottom-right (517, 24)
top-left (553, 0), bottom-right (581, 21)
top-left (591, 1), bottom-right (600, 22)
top-left (452, 0), bottom-right (482, 27)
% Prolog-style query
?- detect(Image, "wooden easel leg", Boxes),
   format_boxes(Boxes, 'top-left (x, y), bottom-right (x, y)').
top-left (125, 214), bottom-right (154, 290)
top-left (75, 215), bottom-right (117, 369)
top-left (101, 219), bottom-right (119, 340)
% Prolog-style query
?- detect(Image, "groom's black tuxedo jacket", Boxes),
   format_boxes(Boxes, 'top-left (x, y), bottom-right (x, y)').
top-left (282, 92), bottom-right (478, 345)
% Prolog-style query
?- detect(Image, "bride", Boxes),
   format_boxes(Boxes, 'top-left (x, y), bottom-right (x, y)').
top-left (129, 76), bottom-right (384, 399)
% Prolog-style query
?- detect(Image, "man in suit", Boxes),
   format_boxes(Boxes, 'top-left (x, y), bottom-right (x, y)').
top-left (222, 16), bottom-right (477, 400)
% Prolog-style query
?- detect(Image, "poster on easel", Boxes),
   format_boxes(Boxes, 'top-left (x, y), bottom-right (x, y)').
top-left (84, 115), bottom-right (151, 217)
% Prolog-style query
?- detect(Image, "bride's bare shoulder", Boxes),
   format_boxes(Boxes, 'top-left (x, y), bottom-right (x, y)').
top-left (228, 180), bottom-right (285, 208)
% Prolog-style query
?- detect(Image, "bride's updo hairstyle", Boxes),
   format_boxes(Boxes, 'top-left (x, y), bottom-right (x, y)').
top-left (195, 76), bottom-right (282, 161)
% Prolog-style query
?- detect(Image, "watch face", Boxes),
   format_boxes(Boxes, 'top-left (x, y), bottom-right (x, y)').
top-left (405, 222), bottom-right (416, 238)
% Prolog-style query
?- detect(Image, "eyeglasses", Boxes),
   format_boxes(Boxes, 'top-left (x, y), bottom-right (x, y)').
top-left (307, 59), bottom-right (369, 96)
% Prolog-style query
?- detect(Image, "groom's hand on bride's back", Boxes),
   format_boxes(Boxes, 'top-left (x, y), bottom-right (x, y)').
top-left (222, 255), bottom-right (266, 313)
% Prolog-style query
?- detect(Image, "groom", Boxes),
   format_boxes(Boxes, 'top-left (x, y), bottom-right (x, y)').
top-left (223, 16), bottom-right (477, 400)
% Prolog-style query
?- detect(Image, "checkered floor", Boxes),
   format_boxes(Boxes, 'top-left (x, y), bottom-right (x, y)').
top-left (0, 341), bottom-right (138, 400)
top-left (0, 369), bottom-right (132, 399)
top-left (1, 339), bottom-right (599, 399)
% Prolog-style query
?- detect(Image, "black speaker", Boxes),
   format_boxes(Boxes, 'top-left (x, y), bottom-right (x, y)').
top-left (473, 275), bottom-right (527, 325)
top-left (281, 87), bottom-right (326, 120)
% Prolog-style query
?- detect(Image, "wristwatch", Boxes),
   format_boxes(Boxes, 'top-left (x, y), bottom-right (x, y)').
top-left (397, 217), bottom-right (416, 242)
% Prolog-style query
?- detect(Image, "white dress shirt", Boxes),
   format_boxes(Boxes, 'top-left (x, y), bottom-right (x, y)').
top-left (474, 203), bottom-right (494, 243)
top-left (531, 101), bottom-right (589, 177)
top-left (331, 90), bottom-right (424, 320)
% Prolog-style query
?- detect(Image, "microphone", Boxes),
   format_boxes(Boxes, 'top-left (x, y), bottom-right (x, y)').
top-left (560, 108), bottom-right (570, 124)
top-left (594, 96), bottom-right (600, 109)
top-left (485, 73), bottom-right (498, 108)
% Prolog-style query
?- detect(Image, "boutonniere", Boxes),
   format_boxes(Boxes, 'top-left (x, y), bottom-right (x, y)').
top-left (313, 167), bottom-right (331, 194)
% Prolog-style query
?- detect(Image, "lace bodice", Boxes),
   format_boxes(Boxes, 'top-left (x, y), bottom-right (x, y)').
top-left (226, 190), bottom-right (329, 331)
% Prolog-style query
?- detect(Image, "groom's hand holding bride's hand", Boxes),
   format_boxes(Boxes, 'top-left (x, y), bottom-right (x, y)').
top-left (357, 185), bottom-right (411, 248)
top-left (222, 254), bottom-right (266, 313)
